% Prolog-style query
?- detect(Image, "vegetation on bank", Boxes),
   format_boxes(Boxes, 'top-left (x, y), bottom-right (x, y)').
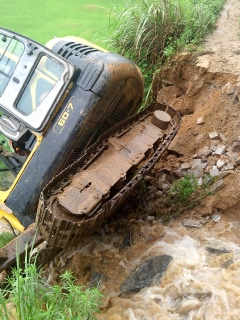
top-left (0, 251), bottom-right (103, 320)
top-left (154, 174), bottom-right (215, 222)
top-left (107, 0), bottom-right (226, 98)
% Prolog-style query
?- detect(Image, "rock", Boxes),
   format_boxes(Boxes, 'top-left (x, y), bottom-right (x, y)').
top-left (209, 131), bottom-right (219, 140)
top-left (210, 144), bottom-right (217, 152)
top-left (235, 155), bottom-right (240, 165)
top-left (162, 183), bottom-right (171, 192)
top-left (224, 163), bottom-right (235, 170)
top-left (89, 272), bottom-right (104, 288)
top-left (231, 142), bottom-right (240, 152)
top-left (206, 247), bottom-right (230, 255)
top-left (221, 82), bottom-right (236, 95)
top-left (210, 179), bottom-right (225, 192)
top-left (181, 162), bottom-right (192, 170)
top-left (120, 255), bottom-right (173, 293)
top-left (200, 162), bottom-right (208, 169)
top-left (197, 117), bottom-right (205, 125)
top-left (191, 159), bottom-right (202, 168)
top-left (216, 159), bottom-right (225, 169)
top-left (214, 145), bottom-right (226, 155)
top-left (198, 146), bottom-right (212, 157)
top-left (197, 177), bottom-right (203, 186)
top-left (219, 133), bottom-right (227, 142)
top-left (182, 218), bottom-right (202, 228)
top-left (211, 214), bottom-right (222, 222)
top-left (210, 166), bottom-right (220, 177)
top-left (193, 168), bottom-right (204, 178)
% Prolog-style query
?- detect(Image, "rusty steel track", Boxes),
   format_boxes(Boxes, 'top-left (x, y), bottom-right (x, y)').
top-left (36, 103), bottom-right (181, 248)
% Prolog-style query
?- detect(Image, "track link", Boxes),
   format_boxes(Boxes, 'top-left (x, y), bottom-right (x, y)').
top-left (36, 103), bottom-right (181, 248)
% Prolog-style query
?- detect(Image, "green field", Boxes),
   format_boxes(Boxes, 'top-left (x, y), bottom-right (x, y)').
top-left (0, 0), bottom-right (127, 48)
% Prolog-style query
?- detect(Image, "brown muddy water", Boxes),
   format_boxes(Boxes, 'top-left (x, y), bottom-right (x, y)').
top-left (46, 211), bottom-right (240, 320)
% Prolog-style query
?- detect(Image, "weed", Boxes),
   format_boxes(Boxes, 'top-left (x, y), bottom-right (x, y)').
top-left (0, 249), bottom-right (103, 319)
top-left (153, 174), bottom-right (215, 222)
top-left (107, 0), bottom-right (226, 105)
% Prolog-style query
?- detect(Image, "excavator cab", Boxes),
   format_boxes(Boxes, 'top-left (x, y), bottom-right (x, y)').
top-left (0, 28), bottom-right (144, 231)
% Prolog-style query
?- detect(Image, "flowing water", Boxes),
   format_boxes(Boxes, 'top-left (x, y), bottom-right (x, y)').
top-left (48, 211), bottom-right (240, 320)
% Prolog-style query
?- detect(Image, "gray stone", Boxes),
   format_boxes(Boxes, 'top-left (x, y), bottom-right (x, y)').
top-left (209, 131), bottom-right (219, 140)
top-left (206, 247), bottom-right (230, 255)
top-left (210, 144), bottom-right (217, 152)
top-left (193, 168), bottom-right (204, 178)
top-left (216, 159), bottom-right (225, 169)
top-left (222, 82), bottom-right (236, 95)
top-left (210, 179), bottom-right (225, 192)
top-left (224, 163), bottom-right (235, 171)
top-left (199, 146), bottom-right (212, 157)
top-left (210, 166), bottom-right (220, 177)
top-left (236, 155), bottom-right (240, 165)
top-left (120, 255), bottom-right (173, 293)
top-left (200, 162), bottom-right (208, 169)
top-left (219, 133), bottom-right (227, 142)
top-left (231, 142), bottom-right (240, 152)
top-left (181, 162), bottom-right (192, 170)
top-left (183, 219), bottom-right (202, 228)
top-left (89, 272), bottom-right (103, 288)
top-left (214, 145), bottom-right (226, 155)
top-left (197, 117), bottom-right (205, 125)
top-left (192, 159), bottom-right (202, 167)
top-left (211, 214), bottom-right (222, 222)
top-left (197, 177), bottom-right (203, 186)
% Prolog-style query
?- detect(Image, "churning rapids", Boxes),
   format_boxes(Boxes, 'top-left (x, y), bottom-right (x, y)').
top-left (45, 209), bottom-right (240, 320)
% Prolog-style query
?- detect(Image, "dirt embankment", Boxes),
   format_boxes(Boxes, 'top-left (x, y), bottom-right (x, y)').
top-left (151, 0), bottom-right (240, 218)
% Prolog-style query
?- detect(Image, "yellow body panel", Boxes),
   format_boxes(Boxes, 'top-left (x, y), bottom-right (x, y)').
top-left (0, 210), bottom-right (24, 232)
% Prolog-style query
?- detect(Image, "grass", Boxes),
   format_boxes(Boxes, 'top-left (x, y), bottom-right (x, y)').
top-left (0, 249), bottom-right (103, 320)
top-left (153, 174), bottom-right (215, 222)
top-left (0, 232), bottom-right (14, 249)
top-left (107, 0), bottom-right (226, 102)
top-left (0, 0), bottom-right (126, 47)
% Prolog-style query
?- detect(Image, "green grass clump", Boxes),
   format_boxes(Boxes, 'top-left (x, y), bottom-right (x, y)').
top-left (0, 251), bottom-right (103, 319)
top-left (107, 0), bottom-right (226, 101)
top-left (153, 174), bottom-right (215, 222)
top-left (0, 232), bottom-right (14, 249)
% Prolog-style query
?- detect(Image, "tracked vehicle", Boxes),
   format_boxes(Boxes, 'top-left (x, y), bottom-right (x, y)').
top-left (0, 28), bottom-right (181, 271)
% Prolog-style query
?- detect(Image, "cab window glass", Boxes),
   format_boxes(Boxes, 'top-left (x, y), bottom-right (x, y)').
top-left (17, 56), bottom-right (64, 115)
top-left (0, 35), bottom-right (24, 96)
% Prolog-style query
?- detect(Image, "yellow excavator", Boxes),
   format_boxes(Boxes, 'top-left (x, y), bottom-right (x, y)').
top-left (0, 28), bottom-right (181, 271)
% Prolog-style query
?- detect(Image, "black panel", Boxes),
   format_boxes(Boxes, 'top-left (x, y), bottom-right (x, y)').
top-left (6, 85), bottom-right (101, 227)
